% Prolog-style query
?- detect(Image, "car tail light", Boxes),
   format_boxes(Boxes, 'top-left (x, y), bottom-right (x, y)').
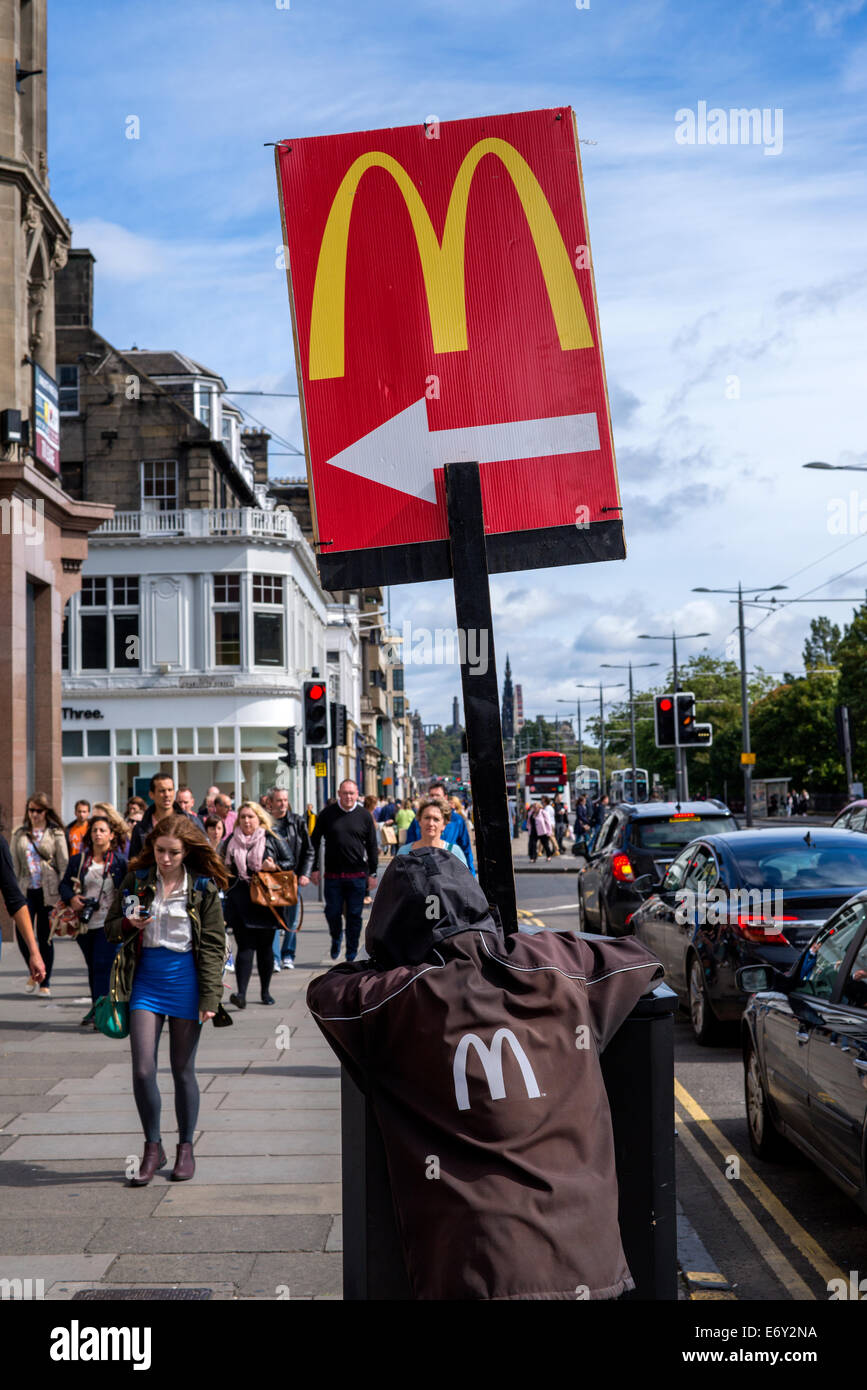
top-left (611, 853), bottom-right (634, 882)
top-left (731, 914), bottom-right (796, 945)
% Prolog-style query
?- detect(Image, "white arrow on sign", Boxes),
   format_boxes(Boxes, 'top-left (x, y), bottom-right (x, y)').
top-left (326, 398), bottom-right (600, 504)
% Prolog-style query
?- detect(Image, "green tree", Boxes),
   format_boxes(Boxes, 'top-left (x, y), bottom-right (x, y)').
top-left (603, 655), bottom-right (776, 801)
top-left (836, 603), bottom-right (867, 780)
top-left (751, 673), bottom-right (842, 790)
top-left (803, 616), bottom-right (842, 671)
top-left (424, 726), bottom-right (463, 776)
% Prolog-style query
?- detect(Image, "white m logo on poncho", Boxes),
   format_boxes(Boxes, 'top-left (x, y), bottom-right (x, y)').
top-left (453, 1028), bottom-right (541, 1112)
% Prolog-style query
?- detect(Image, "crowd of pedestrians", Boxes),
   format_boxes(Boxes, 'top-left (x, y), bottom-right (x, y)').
top-left (0, 773), bottom-right (478, 1186)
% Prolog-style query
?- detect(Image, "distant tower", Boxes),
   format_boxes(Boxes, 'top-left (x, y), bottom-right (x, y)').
top-left (451, 696), bottom-right (461, 733)
top-left (501, 654), bottom-right (514, 745)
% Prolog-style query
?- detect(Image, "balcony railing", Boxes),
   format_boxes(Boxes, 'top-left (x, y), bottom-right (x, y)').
top-left (93, 508), bottom-right (296, 540)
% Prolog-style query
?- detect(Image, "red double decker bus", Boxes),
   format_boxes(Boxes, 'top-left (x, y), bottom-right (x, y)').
top-left (523, 750), bottom-right (570, 808)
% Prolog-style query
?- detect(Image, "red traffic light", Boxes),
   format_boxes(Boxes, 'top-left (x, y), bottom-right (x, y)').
top-left (308, 683), bottom-right (325, 701)
top-left (659, 698), bottom-right (673, 711)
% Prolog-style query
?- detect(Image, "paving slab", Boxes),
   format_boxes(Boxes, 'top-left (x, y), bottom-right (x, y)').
top-left (105, 1253), bottom-right (255, 1284)
top-left (0, 1217), bottom-right (110, 1254)
top-left (215, 1092), bottom-right (339, 1110)
top-left (168, 1109), bottom-right (338, 1132)
top-left (153, 1183), bottom-right (342, 1216)
top-left (239, 1251), bottom-right (342, 1299)
top-left (208, 1075), bottom-right (339, 1090)
top-left (0, 1254), bottom-right (117, 1282)
top-left (195, 1131), bottom-right (340, 1156)
top-left (44, 1280), bottom-right (238, 1301)
top-left (0, 1095), bottom-right (65, 1113)
top-left (0, 1134), bottom-right (160, 1161)
top-left (1, 1059), bottom-right (108, 1077)
top-left (4, 1112), bottom-right (199, 1134)
top-left (0, 1077), bottom-right (67, 1095)
top-left (88, 1215), bottom-right (331, 1254)
top-left (0, 1184), bottom-right (166, 1216)
top-left (326, 1216), bottom-right (343, 1253)
top-left (188, 1156), bottom-right (340, 1183)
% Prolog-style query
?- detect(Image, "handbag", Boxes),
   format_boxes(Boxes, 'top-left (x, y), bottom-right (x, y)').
top-left (250, 869), bottom-right (298, 928)
top-left (93, 933), bottom-right (131, 1039)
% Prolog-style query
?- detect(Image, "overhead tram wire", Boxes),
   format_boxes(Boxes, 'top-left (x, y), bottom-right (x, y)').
top-left (222, 395), bottom-right (305, 458)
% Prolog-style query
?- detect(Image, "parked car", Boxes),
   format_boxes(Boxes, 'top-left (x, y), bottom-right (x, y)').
top-left (629, 828), bottom-right (867, 1043)
top-left (832, 800), bottom-right (867, 833)
top-left (576, 801), bottom-right (738, 935)
top-left (740, 896), bottom-right (867, 1214)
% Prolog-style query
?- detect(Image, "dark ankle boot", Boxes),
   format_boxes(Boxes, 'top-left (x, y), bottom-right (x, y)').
top-left (171, 1142), bottom-right (195, 1181)
top-left (130, 1141), bottom-right (166, 1186)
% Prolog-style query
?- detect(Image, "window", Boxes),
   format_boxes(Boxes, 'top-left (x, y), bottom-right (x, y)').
top-left (393, 696), bottom-right (405, 717)
top-left (254, 613), bottom-right (283, 666)
top-left (62, 731), bottom-right (83, 757)
top-left (214, 574), bottom-right (240, 604)
top-left (58, 365), bottom-right (79, 414)
top-left (87, 730), bottom-right (110, 756)
top-left (252, 575), bottom-right (283, 604)
top-left (392, 667), bottom-right (404, 691)
top-left (196, 382), bottom-right (214, 430)
top-left (213, 573), bottom-right (241, 666)
top-left (252, 574), bottom-right (284, 667)
top-left (841, 929), bottom-right (867, 1009)
top-left (81, 577), bottom-right (107, 606)
top-left (141, 460), bottom-right (178, 511)
top-left (798, 905), bottom-right (866, 1000)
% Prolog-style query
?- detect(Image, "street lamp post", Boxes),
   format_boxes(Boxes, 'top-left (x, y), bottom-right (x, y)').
top-left (574, 681), bottom-right (625, 795)
top-left (637, 631), bottom-right (710, 801)
top-left (557, 697), bottom-right (596, 769)
top-left (692, 585), bottom-right (786, 825)
top-left (600, 662), bottom-right (659, 800)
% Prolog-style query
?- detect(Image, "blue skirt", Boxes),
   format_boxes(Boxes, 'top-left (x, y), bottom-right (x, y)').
top-left (130, 946), bottom-right (199, 1022)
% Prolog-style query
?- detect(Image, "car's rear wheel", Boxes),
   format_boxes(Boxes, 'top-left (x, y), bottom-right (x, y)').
top-left (687, 955), bottom-right (724, 1045)
top-left (744, 1041), bottom-right (789, 1160)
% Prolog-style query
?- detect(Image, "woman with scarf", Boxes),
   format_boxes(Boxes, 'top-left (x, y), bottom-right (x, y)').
top-left (58, 811), bottom-right (127, 1026)
top-left (220, 801), bottom-right (293, 1008)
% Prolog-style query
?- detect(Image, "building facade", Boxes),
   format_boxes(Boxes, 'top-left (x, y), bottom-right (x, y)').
top-left (0, 0), bottom-right (109, 932)
top-left (55, 256), bottom-right (361, 819)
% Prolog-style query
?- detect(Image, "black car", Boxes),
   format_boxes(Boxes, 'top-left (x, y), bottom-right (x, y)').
top-left (741, 897), bottom-right (867, 1214)
top-left (631, 828), bottom-right (867, 1044)
top-left (832, 800), bottom-right (867, 832)
top-left (577, 801), bottom-right (738, 935)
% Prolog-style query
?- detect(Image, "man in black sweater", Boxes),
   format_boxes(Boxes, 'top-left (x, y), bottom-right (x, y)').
top-left (311, 780), bottom-right (378, 962)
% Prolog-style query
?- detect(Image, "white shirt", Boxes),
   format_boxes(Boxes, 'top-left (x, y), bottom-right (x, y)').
top-left (142, 875), bottom-right (193, 953)
top-left (81, 859), bottom-right (115, 933)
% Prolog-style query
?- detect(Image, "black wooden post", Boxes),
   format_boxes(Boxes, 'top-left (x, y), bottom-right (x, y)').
top-left (444, 460), bottom-right (517, 935)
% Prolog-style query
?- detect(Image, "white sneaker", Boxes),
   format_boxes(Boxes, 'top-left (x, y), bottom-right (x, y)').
top-left (24, 978), bottom-right (36, 993)
top-left (39, 987), bottom-right (51, 997)
top-left (283, 960), bottom-right (295, 970)
top-left (272, 961), bottom-right (281, 972)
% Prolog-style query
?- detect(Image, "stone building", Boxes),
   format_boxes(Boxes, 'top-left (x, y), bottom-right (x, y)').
top-left (0, 0), bottom-right (110, 931)
top-left (55, 255), bottom-right (352, 818)
top-left (269, 476), bottom-right (414, 797)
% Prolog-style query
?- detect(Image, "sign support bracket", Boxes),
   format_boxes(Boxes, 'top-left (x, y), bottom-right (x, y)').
top-left (444, 459), bottom-right (517, 936)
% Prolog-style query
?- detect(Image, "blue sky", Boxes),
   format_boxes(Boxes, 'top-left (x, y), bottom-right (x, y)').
top-left (47, 0), bottom-right (867, 730)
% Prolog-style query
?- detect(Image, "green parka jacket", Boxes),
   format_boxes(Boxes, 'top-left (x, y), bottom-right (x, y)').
top-left (104, 867), bottom-right (226, 1015)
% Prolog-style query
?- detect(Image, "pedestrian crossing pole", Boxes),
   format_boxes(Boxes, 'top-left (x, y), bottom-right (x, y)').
top-left (444, 460), bottom-right (518, 935)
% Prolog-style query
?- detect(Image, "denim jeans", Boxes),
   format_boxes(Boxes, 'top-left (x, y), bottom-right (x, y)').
top-left (323, 875), bottom-right (367, 958)
top-left (272, 900), bottom-right (300, 963)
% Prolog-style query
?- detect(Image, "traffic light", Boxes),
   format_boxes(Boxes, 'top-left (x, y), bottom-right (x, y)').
top-left (277, 728), bottom-right (296, 768)
top-left (331, 701), bottom-right (347, 748)
top-left (303, 679), bottom-right (330, 746)
top-left (654, 695), bottom-right (676, 748)
top-left (676, 692), bottom-right (713, 747)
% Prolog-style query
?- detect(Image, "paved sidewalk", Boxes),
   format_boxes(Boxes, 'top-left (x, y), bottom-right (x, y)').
top-left (0, 899), bottom-right (345, 1300)
top-left (511, 830), bottom-right (581, 872)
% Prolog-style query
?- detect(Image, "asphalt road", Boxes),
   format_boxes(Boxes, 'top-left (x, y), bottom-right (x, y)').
top-left (514, 869), bottom-right (867, 1303)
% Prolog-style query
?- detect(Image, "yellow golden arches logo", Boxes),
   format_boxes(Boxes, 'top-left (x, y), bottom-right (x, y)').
top-left (308, 137), bottom-right (594, 381)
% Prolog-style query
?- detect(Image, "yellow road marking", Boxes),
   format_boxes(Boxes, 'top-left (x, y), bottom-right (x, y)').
top-left (674, 1107), bottom-right (810, 1300)
top-left (675, 1079), bottom-right (845, 1291)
